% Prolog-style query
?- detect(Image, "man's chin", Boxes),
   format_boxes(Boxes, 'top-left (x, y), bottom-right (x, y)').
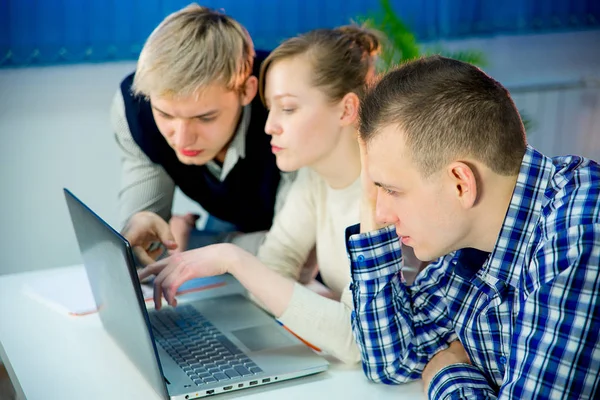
top-left (176, 154), bottom-right (213, 166)
top-left (414, 247), bottom-right (446, 263)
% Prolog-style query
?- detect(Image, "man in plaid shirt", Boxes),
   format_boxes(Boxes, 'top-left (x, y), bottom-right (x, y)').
top-left (348, 56), bottom-right (600, 399)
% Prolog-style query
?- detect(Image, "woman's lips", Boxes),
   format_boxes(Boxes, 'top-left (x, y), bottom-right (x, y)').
top-left (271, 145), bottom-right (283, 153)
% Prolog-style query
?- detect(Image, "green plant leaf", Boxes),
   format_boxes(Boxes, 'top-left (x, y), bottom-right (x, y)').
top-left (356, 0), bottom-right (486, 70)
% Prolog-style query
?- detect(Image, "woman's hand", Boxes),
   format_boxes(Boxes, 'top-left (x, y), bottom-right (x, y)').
top-left (140, 242), bottom-right (296, 319)
top-left (138, 243), bottom-right (241, 309)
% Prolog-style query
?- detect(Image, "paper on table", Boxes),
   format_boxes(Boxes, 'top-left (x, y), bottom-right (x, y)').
top-left (24, 267), bottom-right (226, 316)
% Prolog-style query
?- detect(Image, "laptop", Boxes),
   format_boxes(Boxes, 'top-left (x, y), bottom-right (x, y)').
top-left (63, 189), bottom-right (329, 399)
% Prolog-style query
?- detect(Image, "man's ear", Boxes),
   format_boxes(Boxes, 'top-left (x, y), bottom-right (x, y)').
top-left (447, 161), bottom-right (478, 209)
top-left (240, 76), bottom-right (258, 106)
top-left (339, 92), bottom-right (360, 127)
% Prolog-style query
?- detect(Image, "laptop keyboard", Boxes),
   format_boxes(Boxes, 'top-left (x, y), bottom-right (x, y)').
top-left (149, 304), bottom-right (263, 386)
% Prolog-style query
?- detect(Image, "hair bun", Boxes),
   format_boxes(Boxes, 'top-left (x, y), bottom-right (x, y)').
top-left (336, 25), bottom-right (382, 56)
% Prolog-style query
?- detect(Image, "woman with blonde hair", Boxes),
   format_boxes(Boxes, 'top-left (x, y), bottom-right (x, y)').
top-left (139, 25), bottom-right (380, 364)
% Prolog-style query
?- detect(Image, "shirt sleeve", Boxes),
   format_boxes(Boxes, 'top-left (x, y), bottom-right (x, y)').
top-left (111, 88), bottom-right (175, 228)
top-left (348, 224), bottom-right (458, 384)
top-left (428, 364), bottom-right (497, 399)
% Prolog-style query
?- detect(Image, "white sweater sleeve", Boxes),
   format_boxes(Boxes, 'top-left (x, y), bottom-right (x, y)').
top-left (258, 169), bottom-right (361, 364)
top-left (279, 284), bottom-right (360, 365)
top-left (111, 88), bottom-right (175, 228)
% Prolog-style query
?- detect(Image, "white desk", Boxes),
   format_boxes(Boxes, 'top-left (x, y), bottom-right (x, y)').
top-left (0, 266), bottom-right (424, 399)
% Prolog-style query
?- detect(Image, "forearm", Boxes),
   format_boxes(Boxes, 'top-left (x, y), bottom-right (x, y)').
top-left (359, 198), bottom-right (386, 233)
top-left (349, 225), bottom-right (426, 382)
top-left (279, 285), bottom-right (361, 364)
top-left (112, 88), bottom-right (175, 227)
top-left (428, 364), bottom-right (497, 400)
top-left (118, 167), bottom-right (175, 226)
top-left (117, 151), bottom-right (175, 227)
top-left (227, 248), bottom-right (361, 364)
top-left (422, 340), bottom-right (477, 395)
top-left (302, 279), bottom-right (338, 300)
top-left (229, 250), bottom-right (296, 318)
top-left (348, 224), bottom-right (456, 383)
top-left (352, 274), bottom-right (427, 383)
top-left (226, 231), bottom-right (267, 255)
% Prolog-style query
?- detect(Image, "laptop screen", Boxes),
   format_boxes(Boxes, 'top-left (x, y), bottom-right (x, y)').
top-left (64, 188), bottom-right (169, 399)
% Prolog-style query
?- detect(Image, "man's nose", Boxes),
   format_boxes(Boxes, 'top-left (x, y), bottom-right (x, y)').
top-left (375, 189), bottom-right (399, 226)
top-left (173, 120), bottom-right (196, 148)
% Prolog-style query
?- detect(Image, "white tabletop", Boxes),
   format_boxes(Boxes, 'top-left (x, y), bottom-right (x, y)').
top-left (0, 266), bottom-right (424, 400)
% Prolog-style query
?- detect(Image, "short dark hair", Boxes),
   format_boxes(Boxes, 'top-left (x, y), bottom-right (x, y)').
top-left (359, 55), bottom-right (527, 177)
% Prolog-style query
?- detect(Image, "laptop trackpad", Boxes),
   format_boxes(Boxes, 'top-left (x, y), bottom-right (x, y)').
top-left (231, 325), bottom-right (295, 352)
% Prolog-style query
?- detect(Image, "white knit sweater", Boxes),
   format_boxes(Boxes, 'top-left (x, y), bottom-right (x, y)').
top-left (257, 167), bottom-right (361, 364)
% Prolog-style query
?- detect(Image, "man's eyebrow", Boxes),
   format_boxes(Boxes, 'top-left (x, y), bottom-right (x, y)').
top-left (191, 110), bottom-right (219, 119)
top-left (151, 105), bottom-right (171, 116)
top-left (151, 106), bottom-right (219, 119)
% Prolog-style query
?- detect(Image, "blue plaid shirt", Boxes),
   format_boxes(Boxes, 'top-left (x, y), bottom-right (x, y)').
top-left (347, 146), bottom-right (600, 399)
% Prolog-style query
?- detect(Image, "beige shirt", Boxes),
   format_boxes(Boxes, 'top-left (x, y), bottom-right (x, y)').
top-left (257, 168), bottom-right (362, 364)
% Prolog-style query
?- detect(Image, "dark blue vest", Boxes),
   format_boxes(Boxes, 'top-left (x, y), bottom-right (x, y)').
top-left (120, 51), bottom-right (280, 233)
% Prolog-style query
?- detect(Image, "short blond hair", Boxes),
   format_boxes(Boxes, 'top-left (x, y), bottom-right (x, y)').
top-left (132, 4), bottom-right (255, 98)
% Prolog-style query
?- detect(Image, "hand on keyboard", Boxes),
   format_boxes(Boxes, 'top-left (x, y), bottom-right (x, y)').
top-left (138, 243), bottom-right (243, 309)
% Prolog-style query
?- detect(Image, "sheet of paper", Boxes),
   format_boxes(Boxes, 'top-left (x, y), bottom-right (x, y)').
top-left (24, 267), bottom-right (226, 316)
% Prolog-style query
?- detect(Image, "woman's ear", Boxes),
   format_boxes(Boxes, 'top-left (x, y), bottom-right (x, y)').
top-left (240, 76), bottom-right (258, 106)
top-left (339, 92), bottom-right (360, 127)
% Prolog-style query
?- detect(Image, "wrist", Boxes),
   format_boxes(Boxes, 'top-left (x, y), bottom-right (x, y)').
top-left (422, 341), bottom-right (471, 390)
top-left (360, 200), bottom-right (386, 233)
top-left (360, 200), bottom-right (376, 231)
top-left (219, 243), bottom-right (248, 275)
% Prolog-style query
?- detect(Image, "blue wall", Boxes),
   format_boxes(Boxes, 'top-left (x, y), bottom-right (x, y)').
top-left (1, 0), bottom-right (599, 67)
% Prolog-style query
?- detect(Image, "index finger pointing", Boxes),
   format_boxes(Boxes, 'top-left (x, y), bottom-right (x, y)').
top-left (138, 258), bottom-right (170, 281)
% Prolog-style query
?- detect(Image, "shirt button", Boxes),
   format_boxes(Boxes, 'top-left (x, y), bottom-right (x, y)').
top-left (499, 356), bottom-right (507, 365)
top-left (357, 255), bottom-right (365, 262)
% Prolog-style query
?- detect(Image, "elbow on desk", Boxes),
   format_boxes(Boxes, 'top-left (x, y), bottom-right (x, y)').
top-left (335, 349), bottom-right (362, 366)
top-left (361, 362), bottom-right (422, 385)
